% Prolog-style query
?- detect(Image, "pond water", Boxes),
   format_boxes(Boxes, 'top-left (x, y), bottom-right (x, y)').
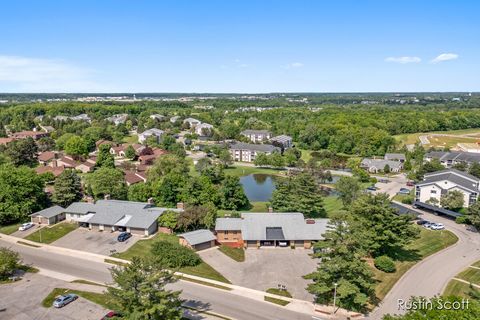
top-left (239, 174), bottom-right (277, 202)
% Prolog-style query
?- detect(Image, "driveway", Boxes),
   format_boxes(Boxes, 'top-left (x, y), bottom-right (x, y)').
top-left (371, 209), bottom-right (480, 318)
top-left (51, 227), bottom-right (140, 255)
top-left (0, 273), bottom-right (107, 320)
top-left (199, 248), bottom-right (318, 300)
top-left (10, 224), bottom-right (45, 238)
top-left (373, 173), bottom-right (410, 198)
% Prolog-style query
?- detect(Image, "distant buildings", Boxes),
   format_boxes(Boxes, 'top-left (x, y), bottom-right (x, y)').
top-left (360, 158), bottom-right (403, 173)
top-left (106, 114), bottom-right (128, 126)
top-left (229, 142), bottom-right (280, 162)
top-left (195, 123), bottom-right (214, 136)
top-left (10, 130), bottom-right (49, 140)
top-left (149, 114), bottom-right (165, 121)
top-left (53, 114), bottom-right (91, 122)
top-left (457, 143), bottom-right (480, 154)
top-left (270, 135), bottom-right (293, 149)
top-left (183, 117), bottom-right (202, 127)
top-left (425, 151), bottom-right (480, 168)
top-left (240, 129), bottom-right (272, 143)
top-left (138, 128), bottom-right (165, 144)
top-left (384, 153), bottom-right (406, 163)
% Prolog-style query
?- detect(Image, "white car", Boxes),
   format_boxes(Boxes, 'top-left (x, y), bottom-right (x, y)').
top-left (430, 223), bottom-right (445, 230)
top-left (18, 223), bottom-right (34, 231)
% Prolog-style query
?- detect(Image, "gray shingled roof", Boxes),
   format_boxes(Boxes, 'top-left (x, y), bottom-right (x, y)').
top-left (426, 151), bottom-right (480, 164)
top-left (241, 129), bottom-right (271, 135)
top-left (270, 135), bottom-right (292, 144)
top-left (179, 229), bottom-right (216, 246)
top-left (30, 205), bottom-right (65, 218)
top-left (361, 158), bottom-right (403, 170)
top-left (229, 142), bottom-right (280, 153)
top-left (384, 153), bottom-right (406, 161)
top-left (64, 202), bottom-right (96, 215)
top-left (216, 213), bottom-right (329, 241)
top-left (418, 169), bottom-right (480, 193)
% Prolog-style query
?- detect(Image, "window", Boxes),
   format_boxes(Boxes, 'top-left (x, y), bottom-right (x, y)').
top-left (224, 230), bottom-right (229, 235)
top-left (431, 190), bottom-right (437, 194)
top-left (232, 231), bottom-right (237, 234)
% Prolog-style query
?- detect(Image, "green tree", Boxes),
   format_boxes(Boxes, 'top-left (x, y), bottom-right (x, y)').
top-left (219, 175), bottom-right (250, 210)
top-left (283, 148), bottom-right (299, 167)
top-left (254, 152), bottom-right (269, 167)
top-left (124, 145), bottom-right (136, 159)
top-left (0, 164), bottom-right (47, 224)
top-left (158, 210), bottom-right (178, 230)
top-left (148, 154), bottom-right (189, 182)
top-left (64, 135), bottom-right (88, 159)
top-left (86, 167), bottom-right (127, 200)
top-left (218, 149), bottom-right (233, 168)
top-left (37, 137), bottom-right (55, 152)
top-left (440, 190), bottom-right (465, 211)
top-left (467, 201), bottom-right (480, 230)
top-left (128, 183), bottom-right (152, 202)
top-left (268, 152), bottom-right (285, 168)
top-left (350, 194), bottom-right (419, 257)
top-left (0, 248), bottom-right (21, 280)
top-left (96, 144), bottom-right (115, 169)
top-left (52, 169), bottom-right (82, 207)
top-left (469, 162), bottom-right (480, 178)
top-left (271, 173), bottom-right (326, 218)
top-left (335, 176), bottom-right (362, 206)
top-left (383, 164), bottom-right (390, 173)
top-left (180, 175), bottom-right (220, 206)
top-left (107, 257), bottom-right (183, 320)
top-left (307, 215), bottom-right (375, 312)
top-left (56, 133), bottom-right (76, 150)
top-left (152, 173), bottom-right (187, 207)
top-left (4, 137), bottom-right (38, 166)
top-left (177, 204), bottom-right (216, 231)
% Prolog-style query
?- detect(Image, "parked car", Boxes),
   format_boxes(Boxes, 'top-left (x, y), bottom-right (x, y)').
top-left (278, 241), bottom-right (288, 247)
top-left (430, 223), bottom-right (445, 230)
top-left (18, 223), bottom-right (34, 231)
top-left (416, 219), bottom-right (429, 226)
top-left (406, 181), bottom-right (415, 187)
top-left (102, 311), bottom-right (123, 319)
top-left (378, 178), bottom-right (390, 183)
top-left (117, 232), bottom-right (132, 242)
top-left (367, 186), bottom-right (377, 191)
top-left (398, 188), bottom-right (411, 195)
top-left (423, 222), bottom-right (433, 229)
top-left (53, 294), bottom-right (78, 308)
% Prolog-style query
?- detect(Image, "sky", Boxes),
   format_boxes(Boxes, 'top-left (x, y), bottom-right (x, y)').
top-left (0, 0), bottom-right (479, 93)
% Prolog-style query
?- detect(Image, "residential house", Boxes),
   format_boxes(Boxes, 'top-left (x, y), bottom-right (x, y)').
top-left (384, 153), bottom-right (406, 163)
top-left (195, 123), bottom-right (213, 136)
top-left (30, 205), bottom-right (66, 225)
top-left (425, 151), bottom-right (480, 168)
top-left (215, 212), bottom-right (328, 249)
top-left (149, 114), bottom-right (165, 121)
top-left (138, 128), bottom-right (165, 144)
top-left (240, 129), bottom-right (272, 143)
top-left (415, 169), bottom-right (480, 208)
top-left (64, 198), bottom-right (183, 236)
top-left (110, 144), bottom-right (144, 158)
top-left (229, 142), bottom-right (280, 162)
top-left (0, 137), bottom-right (15, 145)
top-left (170, 116), bottom-right (180, 123)
top-left (11, 130), bottom-right (48, 140)
top-left (360, 158), bottom-right (403, 173)
top-left (57, 156), bottom-right (77, 168)
top-left (179, 229), bottom-right (216, 251)
top-left (40, 125), bottom-right (55, 133)
top-left (138, 148), bottom-right (168, 165)
top-left (124, 171), bottom-right (147, 186)
top-left (183, 117), bottom-right (201, 127)
top-left (35, 164), bottom-right (66, 177)
top-left (75, 158), bottom-right (96, 173)
top-left (270, 135), bottom-right (293, 149)
top-left (106, 114), bottom-right (128, 126)
top-left (38, 151), bottom-right (57, 165)
top-left (70, 114), bottom-right (91, 122)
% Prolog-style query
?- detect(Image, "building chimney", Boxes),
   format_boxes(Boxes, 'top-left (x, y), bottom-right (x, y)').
top-left (176, 202), bottom-right (184, 210)
top-left (104, 194), bottom-right (111, 200)
top-left (306, 219), bottom-right (315, 224)
top-left (268, 206), bottom-right (274, 213)
top-left (147, 197), bottom-right (155, 205)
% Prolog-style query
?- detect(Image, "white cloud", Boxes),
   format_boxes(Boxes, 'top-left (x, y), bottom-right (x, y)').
top-left (430, 53), bottom-right (459, 63)
top-left (0, 55), bottom-right (107, 92)
top-left (385, 56), bottom-right (421, 64)
top-left (282, 62), bottom-right (304, 69)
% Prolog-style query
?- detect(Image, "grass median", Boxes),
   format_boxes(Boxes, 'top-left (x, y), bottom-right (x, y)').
top-left (42, 288), bottom-right (117, 309)
top-left (25, 222), bottom-right (78, 244)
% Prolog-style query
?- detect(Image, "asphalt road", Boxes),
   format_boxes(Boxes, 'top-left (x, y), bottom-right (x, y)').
top-left (370, 209), bottom-right (480, 319)
top-left (0, 239), bottom-right (312, 320)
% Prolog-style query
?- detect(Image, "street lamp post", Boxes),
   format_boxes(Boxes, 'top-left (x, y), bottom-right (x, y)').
top-left (332, 283), bottom-right (338, 315)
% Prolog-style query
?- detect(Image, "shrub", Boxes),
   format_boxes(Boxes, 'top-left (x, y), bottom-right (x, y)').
top-left (401, 195), bottom-right (414, 204)
top-left (374, 255), bottom-right (396, 273)
top-left (455, 216), bottom-right (469, 225)
top-left (150, 240), bottom-right (201, 268)
top-left (0, 247), bottom-right (21, 279)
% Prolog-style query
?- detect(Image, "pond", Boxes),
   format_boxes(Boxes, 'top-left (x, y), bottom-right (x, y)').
top-left (240, 174), bottom-right (277, 202)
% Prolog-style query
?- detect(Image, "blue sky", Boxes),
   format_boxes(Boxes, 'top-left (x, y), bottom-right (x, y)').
top-left (0, 0), bottom-right (479, 92)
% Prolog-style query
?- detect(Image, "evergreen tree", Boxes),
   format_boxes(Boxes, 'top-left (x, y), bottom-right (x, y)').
top-left (219, 175), bottom-right (250, 210)
top-left (96, 144), bottom-right (115, 168)
top-left (52, 169), bottom-right (82, 207)
top-left (4, 137), bottom-right (38, 167)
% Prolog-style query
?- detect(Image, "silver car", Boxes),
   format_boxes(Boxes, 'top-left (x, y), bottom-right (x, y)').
top-left (53, 293), bottom-right (78, 308)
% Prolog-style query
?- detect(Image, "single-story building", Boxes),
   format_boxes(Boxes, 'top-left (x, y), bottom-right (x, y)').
top-left (64, 198), bottom-right (183, 236)
top-left (179, 229), bottom-right (216, 251)
top-left (360, 158), bottom-right (403, 173)
top-left (240, 129), bottom-right (272, 143)
top-left (229, 142), bottom-right (280, 163)
top-left (384, 153), bottom-right (406, 163)
top-left (270, 135), bottom-right (293, 149)
top-left (215, 212), bottom-right (328, 249)
top-left (30, 205), bottom-right (66, 225)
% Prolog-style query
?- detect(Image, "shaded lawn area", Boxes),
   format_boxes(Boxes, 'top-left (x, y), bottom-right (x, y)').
top-left (113, 233), bottom-right (230, 283)
top-left (25, 222), bottom-right (78, 244)
top-left (42, 287), bottom-right (118, 309)
top-left (457, 268), bottom-right (480, 285)
top-left (374, 228), bottom-right (458, 300)
top-left (443, 280), bottom-right (476, 299)
top-left (219, 245), bottom-right (245, 262)
top-left (122, 134), bottom-right (138, 144)
top-left (224, 165), bottom-right (286, 177)
top-left (323, 196), bottom-right (344, 217)
top-left (0, 223), bottom-right (22, 235)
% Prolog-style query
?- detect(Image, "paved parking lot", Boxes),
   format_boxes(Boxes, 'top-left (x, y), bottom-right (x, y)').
top-left (199, 247), bottom-right (318, 300)
top-left (51, 227), bottom-right (140, 255)
top-left (0, 273), bottom-right (107, 320)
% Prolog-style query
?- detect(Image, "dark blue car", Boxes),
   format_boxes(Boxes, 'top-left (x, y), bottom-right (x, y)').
top-left (117, 232), bottom-right (132, 242)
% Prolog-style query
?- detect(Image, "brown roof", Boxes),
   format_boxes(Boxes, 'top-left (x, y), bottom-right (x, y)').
top-left (11, 131), bottom-right (48, 139)
top-left (77, 161), bottom-right (95, 168)
top-left (35, 165), bottom-right (66, 177)
top-left (38, 151), bottom-right (56, 162)
top-left (57, 156), bottom-right (77, 168)
top-left (124, 171), bottom-right (145, 185)
top-left (136, 164), bottom-right (150, 172)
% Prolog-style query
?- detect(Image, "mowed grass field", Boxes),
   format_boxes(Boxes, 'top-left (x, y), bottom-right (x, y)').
top-left (395, 128), bottom-right (480, 147)
top-left (443, 261), bottom-right (480, 298)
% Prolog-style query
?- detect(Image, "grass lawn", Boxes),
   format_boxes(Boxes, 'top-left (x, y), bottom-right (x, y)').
top-left (264, 296), bottom-right (290, 306)
top-left (473, 261), bottom-right (480, 268)
top-left (25, 222), bottom-right (78, 244)
top-left (374, 228), bottom-right (458, 300)
top-left (218, 245), bottom-right (245, 262)
top-left (300, 149), bottom-right (312, 162)
top-left (266, 288), bottom-right (292, 298)
top-left (224, 165), bottom-right (285, 177)
top-left (323, 196), bottom-right (344, 217)
top-left (394, 128), bottom-right (480, 147)
top-left (456, 268), bottom-right (480, 285)
top-left (113, 233), bottom-right (230, 283)
top-left (243, 201), bottom-right (269, 212)
top-left (122, 134), bottom-right (138, 144)
top-left (443, 280), bottom-right (476, 299)
top-left (0, 223), bottom-right (22, 235)
top-left (42, 288), bottom-right (118, 309)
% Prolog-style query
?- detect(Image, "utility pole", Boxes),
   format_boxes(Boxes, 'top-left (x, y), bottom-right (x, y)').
top-left (332, 283), bottom-right (338, 316)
